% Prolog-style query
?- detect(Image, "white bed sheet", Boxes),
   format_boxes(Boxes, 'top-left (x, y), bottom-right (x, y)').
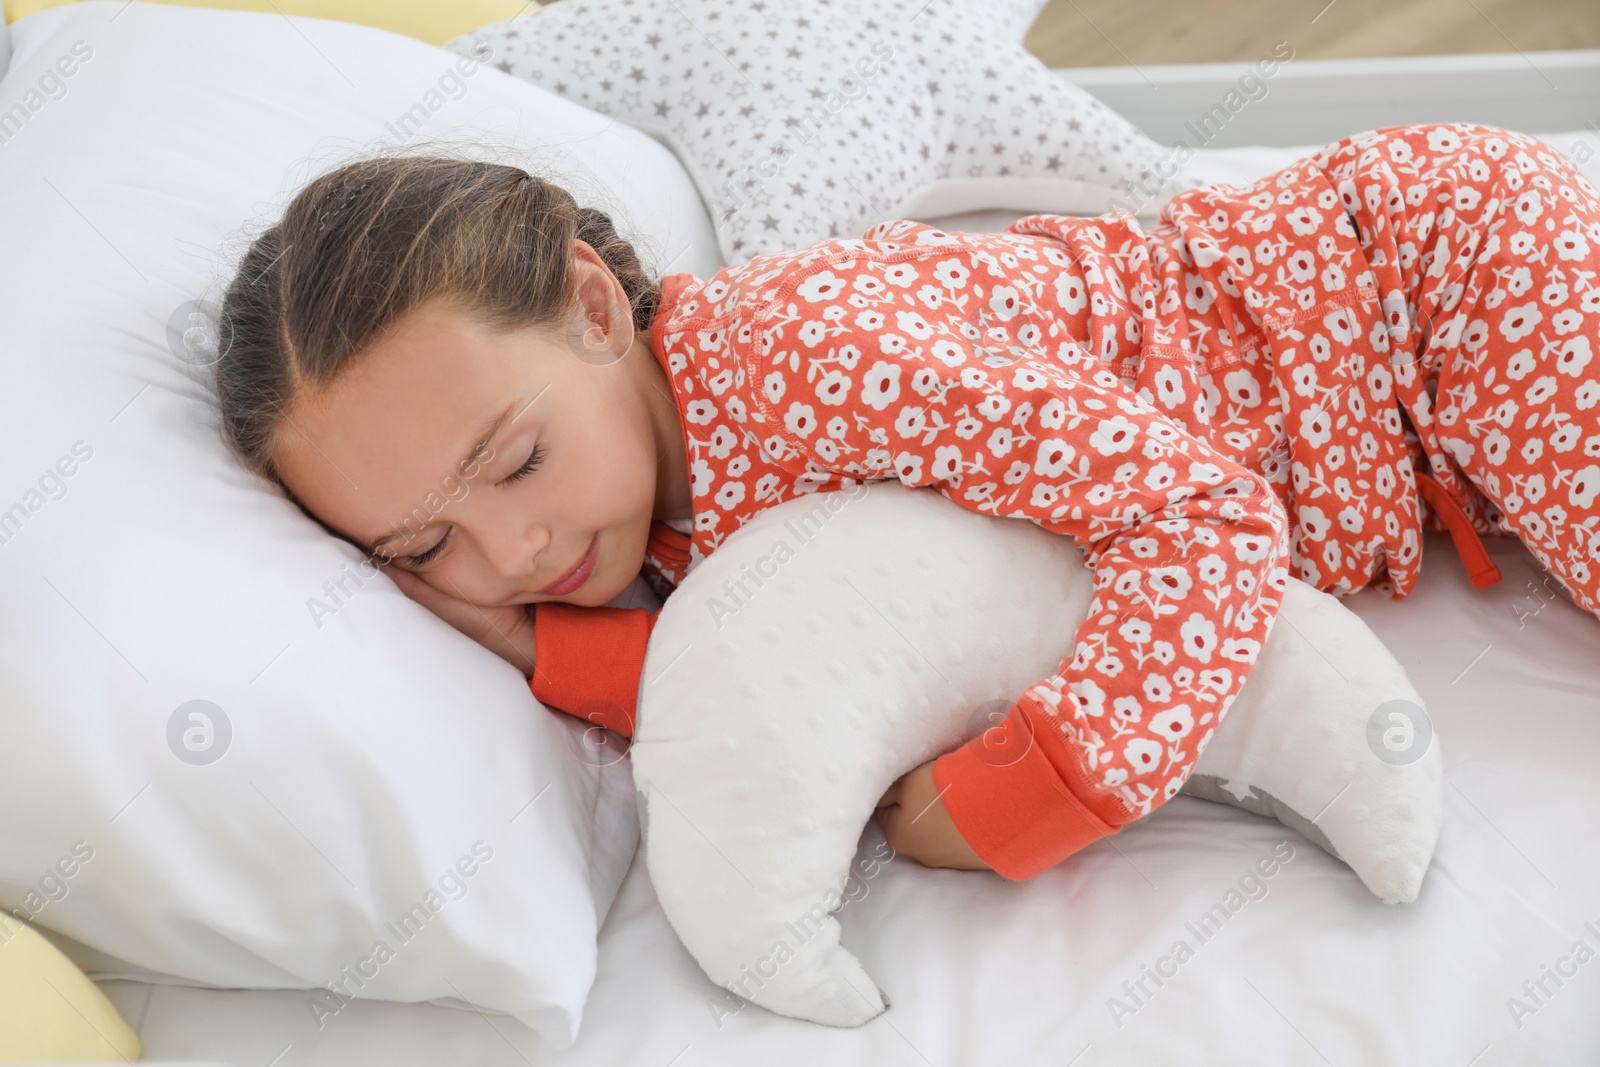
top-left (93, 135), bottom-right (1600, 1067)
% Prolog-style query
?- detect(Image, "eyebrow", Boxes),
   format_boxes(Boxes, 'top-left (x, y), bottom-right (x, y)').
top-left (366, 401), bottom-right (514, 556)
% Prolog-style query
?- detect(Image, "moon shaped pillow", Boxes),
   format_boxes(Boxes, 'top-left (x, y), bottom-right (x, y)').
top-left (632, 480), bottom-right (1444, 1027)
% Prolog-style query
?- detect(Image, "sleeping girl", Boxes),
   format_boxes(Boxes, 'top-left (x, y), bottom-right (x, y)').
top-left (212, 122), bottom-right (1600, 882)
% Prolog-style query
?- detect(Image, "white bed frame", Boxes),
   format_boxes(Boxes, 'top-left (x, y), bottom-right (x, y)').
top-left (1057, 48), bottom-right (1600, 147)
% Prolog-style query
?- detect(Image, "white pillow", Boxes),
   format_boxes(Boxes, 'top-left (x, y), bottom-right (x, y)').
top-left (448, 0), bottom-right (1196, 264)
top-left (633, 480), bottom-right (1444, 1027)
top-left (0, 2), bottom-right (716, 1047)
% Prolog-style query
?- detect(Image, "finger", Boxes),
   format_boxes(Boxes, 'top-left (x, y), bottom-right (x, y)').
top-left (875, 807), bottom-right (901, 847)
top-left (384, 564), bottom-right (425, 595)
top-left (386, 569), bottom-right (484, 631)
top-left (390, 568), bottom-right (454, 608)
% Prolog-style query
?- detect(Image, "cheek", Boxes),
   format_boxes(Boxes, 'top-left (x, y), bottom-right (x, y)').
top-left (582, 452), bottom-right (647, 517)
top-left (569, 410), bottom-right (656, 512)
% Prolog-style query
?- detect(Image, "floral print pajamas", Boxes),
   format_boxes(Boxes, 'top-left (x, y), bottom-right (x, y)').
top-left (1325, 124), bottom-right (1600, 608)
top-left (529, 122), bottom-right (1600, 881)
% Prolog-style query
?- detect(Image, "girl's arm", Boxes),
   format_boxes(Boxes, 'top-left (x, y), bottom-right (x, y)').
top-left (527, 519), bottom-right (689, 739)
top-left (388, 558), bottom-right (652, 741)
top-left (742, 231), bottom-right (1293, 881)
top-left (527, 602), bottom-right (658, 740)
top-left (386, 563), bottom-right (541, 677)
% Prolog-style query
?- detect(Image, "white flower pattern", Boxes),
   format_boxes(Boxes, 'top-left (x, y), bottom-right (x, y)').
top-left (633, 122), bottom-right (1600, 874)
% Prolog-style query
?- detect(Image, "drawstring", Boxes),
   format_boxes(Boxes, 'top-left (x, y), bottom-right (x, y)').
top-left (1414, 472), bottom-right (1502, 588)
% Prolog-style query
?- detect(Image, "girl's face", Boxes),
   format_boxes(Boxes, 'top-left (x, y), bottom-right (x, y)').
top-left (273, 250), bottom-right (690, 610)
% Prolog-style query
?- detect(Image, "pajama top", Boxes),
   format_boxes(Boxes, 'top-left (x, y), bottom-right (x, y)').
top-left (529, 123), bottom-right (1600, 881)
top-left (530, 209), bottom-right (1318, 882)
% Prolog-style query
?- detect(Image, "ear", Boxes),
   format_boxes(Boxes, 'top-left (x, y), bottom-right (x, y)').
top-left (564, 240), bottom-right (635, 366)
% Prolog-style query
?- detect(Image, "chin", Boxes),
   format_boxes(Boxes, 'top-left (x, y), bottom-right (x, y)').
top-left (585, 570), bottom-right (632, 606)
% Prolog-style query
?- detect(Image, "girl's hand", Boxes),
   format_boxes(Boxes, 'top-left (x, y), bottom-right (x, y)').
top-left (874, 759), bottom-right (993, 871)
top-left (383, 562), bottom-right (539, 678)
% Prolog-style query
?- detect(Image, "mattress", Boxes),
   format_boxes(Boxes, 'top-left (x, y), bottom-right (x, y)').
top-left (88, 126), bottom-right (1600, 1066)
top-left (97, 534), bottom-right (1600, 1065)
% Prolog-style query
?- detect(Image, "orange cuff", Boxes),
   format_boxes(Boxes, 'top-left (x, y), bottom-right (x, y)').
top-left (932, 698), bottom-right (1120, 881)
top-left (528, 603), bottom-right (656, 740)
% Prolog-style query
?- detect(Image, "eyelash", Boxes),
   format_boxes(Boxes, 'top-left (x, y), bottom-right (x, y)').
top-left (394, 443), bottom-right (547, 569)
top-left (501, 442), bottom-right (547, 485)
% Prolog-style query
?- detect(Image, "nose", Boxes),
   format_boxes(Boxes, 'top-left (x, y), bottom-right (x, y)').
top-left (479, 511), bottom-right (551, 587)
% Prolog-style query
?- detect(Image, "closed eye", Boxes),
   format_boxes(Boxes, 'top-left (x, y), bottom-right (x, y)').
top-left (386, 444), bottom-right (547, 569)
top-left (500, 443), bottom-right (546, 486)
top-left (397, 535), bottom-right (448, 569)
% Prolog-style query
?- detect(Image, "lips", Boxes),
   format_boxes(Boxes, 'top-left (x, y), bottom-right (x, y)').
top-left (537, 533), bottom-right (599, 596)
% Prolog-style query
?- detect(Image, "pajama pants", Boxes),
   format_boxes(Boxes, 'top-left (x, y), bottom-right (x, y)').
top-left (1133, 123), bottom-right (1600, 620)
top-left (1323, 123), bottom-right (1600, 619)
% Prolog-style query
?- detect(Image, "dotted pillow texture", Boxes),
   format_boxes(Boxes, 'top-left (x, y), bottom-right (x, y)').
top-left (632, 479), bottom-right (1444, 1027)
top-left (446, 0), bottom-right (1196, 264)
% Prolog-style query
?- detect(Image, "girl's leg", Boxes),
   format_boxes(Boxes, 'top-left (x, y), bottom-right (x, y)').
top-left (1313, 123), bottom-right (1600, 619)
top-left (1135, 139), bottom-right (1425, 598)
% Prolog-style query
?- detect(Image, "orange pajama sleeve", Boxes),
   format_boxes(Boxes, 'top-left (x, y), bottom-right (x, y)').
top-left (528, 602), bottom-right (659, 741)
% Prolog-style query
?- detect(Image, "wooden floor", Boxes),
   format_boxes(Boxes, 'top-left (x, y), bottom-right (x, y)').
top-left (1024, 0), bottom-right (1600, 67)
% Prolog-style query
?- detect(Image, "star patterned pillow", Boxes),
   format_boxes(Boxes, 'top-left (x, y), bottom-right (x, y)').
top-left (446, 0), bottom-right (1194, 264)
